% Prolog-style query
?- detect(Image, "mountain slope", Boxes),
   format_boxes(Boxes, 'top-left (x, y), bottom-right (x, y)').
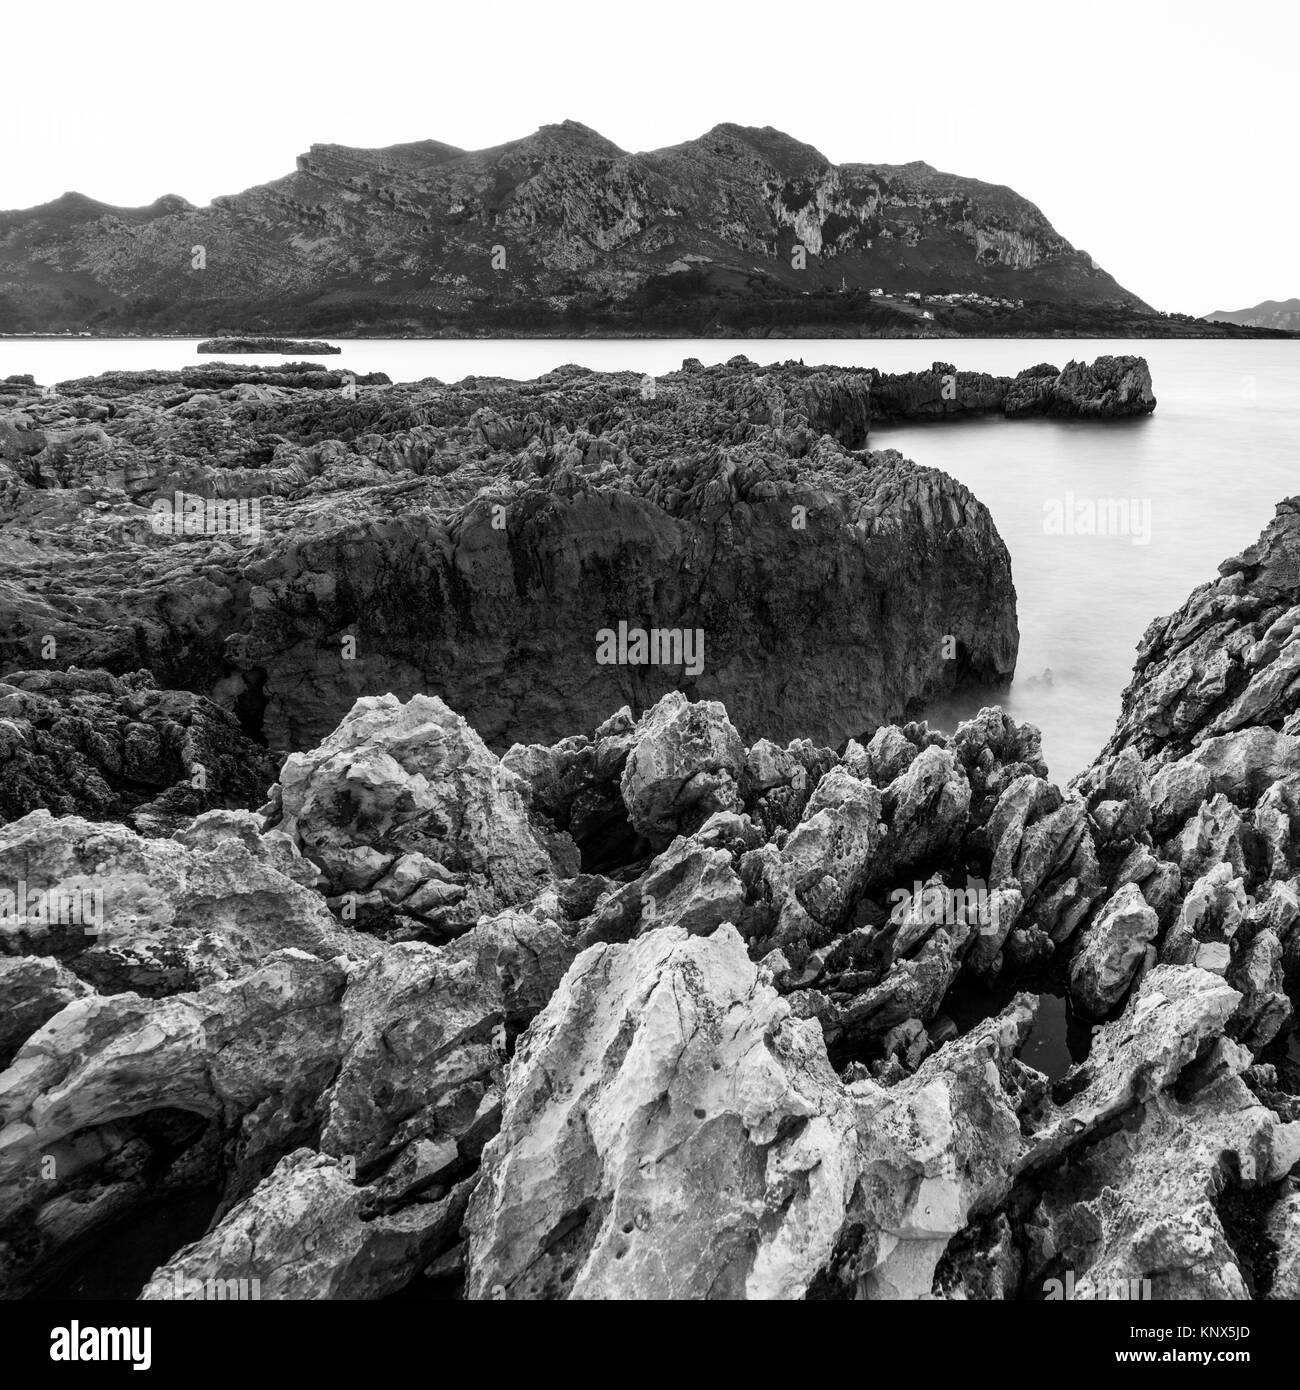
top-left (0, 120), bottom-right (1154, 335)
top-left (1205, 297), bottom-right (1300, 331)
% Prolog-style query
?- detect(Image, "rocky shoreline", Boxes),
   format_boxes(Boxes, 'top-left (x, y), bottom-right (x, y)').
top-left (0, 355), bottom-right (1150, 764)
top-left (2, 355), bottom-right (1297, 1302)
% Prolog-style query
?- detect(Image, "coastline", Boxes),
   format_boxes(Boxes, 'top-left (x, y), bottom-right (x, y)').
top-left (3, 325), bottom-right (1295, 341)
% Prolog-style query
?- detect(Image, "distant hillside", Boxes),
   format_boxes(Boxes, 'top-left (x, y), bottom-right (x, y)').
top-left (0, 121), bottom-right (1279, 337)
top-left (1204, 298), bottom-right (1300, 331)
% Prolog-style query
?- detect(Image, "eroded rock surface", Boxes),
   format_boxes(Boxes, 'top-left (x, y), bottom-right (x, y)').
top-left (3, 424), bottom-right (1299, 1301)
top-left (1, 358), bottom-right (1027, 755)
top-left (262, 692), bottom-right (559, 938)
top-left (0, 667), bottom-right (276, 834)
top-left (465, 923), bottom-right (856, 1300)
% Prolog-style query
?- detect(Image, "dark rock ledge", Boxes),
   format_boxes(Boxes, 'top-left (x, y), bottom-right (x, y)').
top-left (0, 354), bottom-right (1150, 773)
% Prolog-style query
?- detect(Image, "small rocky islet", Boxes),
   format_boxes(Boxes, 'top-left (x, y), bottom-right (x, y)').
top-left (4, 352), bottom-right (1299, 1302)
top-left (195, 338), bottom-right (342, 355)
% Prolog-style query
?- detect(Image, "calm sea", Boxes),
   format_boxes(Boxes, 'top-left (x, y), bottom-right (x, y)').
top-left (3, 337), bottom-right (1296, 781)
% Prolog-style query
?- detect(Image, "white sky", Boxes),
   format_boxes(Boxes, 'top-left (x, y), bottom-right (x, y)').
top-left (3, 0), bottom-right (1295, 314)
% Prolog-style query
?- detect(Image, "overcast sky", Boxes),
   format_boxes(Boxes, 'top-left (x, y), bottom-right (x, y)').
top-left (4, 0), bottom-right (1294, 314)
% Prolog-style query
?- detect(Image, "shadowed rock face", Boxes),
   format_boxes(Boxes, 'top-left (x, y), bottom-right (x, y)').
top-left (0, 357), bottom-right (1021, 756)
top-left (0, 667), bottom-right (277, 834)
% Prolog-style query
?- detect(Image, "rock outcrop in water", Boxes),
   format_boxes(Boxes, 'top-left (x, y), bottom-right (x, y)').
top-left (3, 352), bottom-right (1298, 1301)
top-left (196, 339), bottom-right (341, 355)
top-left (867, 355), bottom-right (1156, 422)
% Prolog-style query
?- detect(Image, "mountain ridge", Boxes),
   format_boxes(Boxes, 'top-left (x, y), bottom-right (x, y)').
top-left (0, 121), bottom-right (1277, 337)
top-left (1204, 297), bottom-right (1300, 331)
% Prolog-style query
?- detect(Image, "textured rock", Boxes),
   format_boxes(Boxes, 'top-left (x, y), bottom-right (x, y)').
top-left (0, 951), bottom-right (351, 1246)
top-left (1069, 882), bottom-right (1159, 1017)
top-left (8, 470), bottom-right (1300, 1304)
top-left (1228, 928), bottom-right (1291, 1049)
top-left (319, 911), bottom-right (574, 1172)
top-left (140, 1151), bottom-right (468, 1300)
top-left (979, 774), bottom-right (1102, 946)
top-left (882, 745), bottom-right (971, 874)
top-left (841, 997), bottom-right (1041, 1299)
top-left (1027, 1061), bottom-right (1300, 1300)
top-left (740, 766), bottom-right (884, 953)
top-left (933, 1213), bottom-right (1023, 1300)
top-left (0, 360), bottom-right (1020, 756)
top-left (0, 810), bottom-right (358, 993)
top-left (0, 667), bottom-right (276, 834)
top-left (1003, 355), bottom-right (1157, 418)
top-left (1071, 745), bottom-right (1151, 844)
top-left (631, 833), bottom-right (746, 938)
top-left (1028, 965), bottom-right (1253, 1191)
top-left (619, 693), bottom-right (745, 843)
top-left (465, 923), bottom-right (857, 1299)
top-left (870, 357), bottom-right (1156, 422)
top-left (1264, 1183), bottom-right (1300, 1299)
top-left (0, 957), bottom-right (92, 1068)
top-left (1104, 498), bottom-right (1300, 766)
top-left (263, 693), bottom-right (557, 937)
top-left (1161, 863), bottom-right (1250, 966)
